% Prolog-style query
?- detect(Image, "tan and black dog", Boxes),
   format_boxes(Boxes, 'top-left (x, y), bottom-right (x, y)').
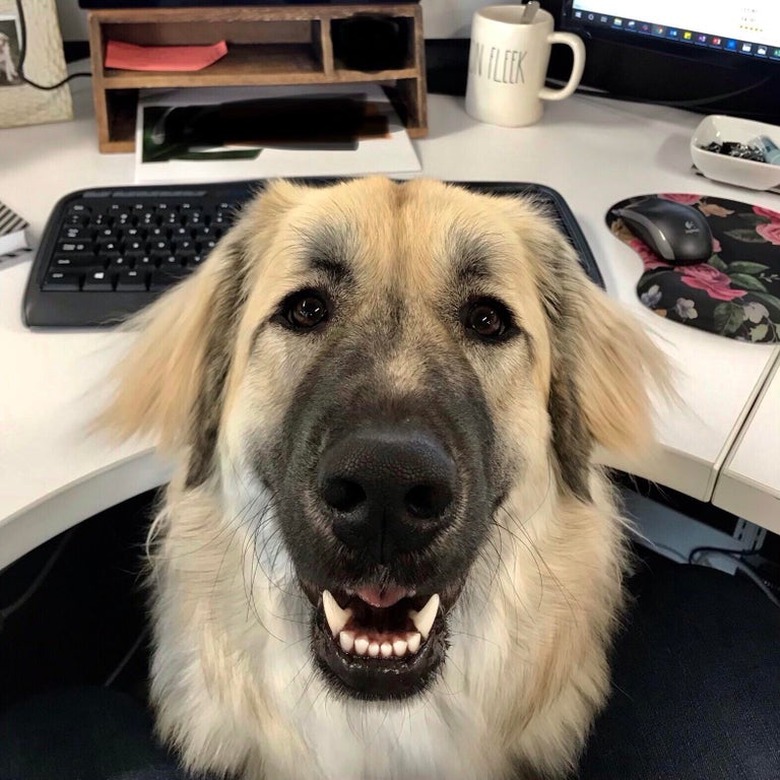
top-left (102, 177), bottom-right (666, 780)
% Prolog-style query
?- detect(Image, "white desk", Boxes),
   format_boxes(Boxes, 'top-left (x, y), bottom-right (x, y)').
top-left (712, 359), bottom-right (780, 534)
top-left (1, 79), bottom-right (779, 570)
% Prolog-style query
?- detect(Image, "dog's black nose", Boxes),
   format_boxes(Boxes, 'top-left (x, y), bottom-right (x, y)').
top-left (318, 426), bottom-right (457, 563)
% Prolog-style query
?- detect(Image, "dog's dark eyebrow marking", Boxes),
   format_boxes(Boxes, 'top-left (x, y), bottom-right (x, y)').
top-left (309, 255), bottom-right (351, 282)
top-left (301, 223), bottom-right (354, 283)
top-left (451, 233), bottom-right (497, 284)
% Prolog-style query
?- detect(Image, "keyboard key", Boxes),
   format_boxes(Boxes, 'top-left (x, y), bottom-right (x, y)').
top-left (60, 226), bottom-right (91, 241)
top-left (116, 269), bottom-right (148, 291)
top-left (83, 270), bottom-right (114, 291)
top-left (132, 254), bottom-right (155, 269)
top-left (43, 271), bottom-right (81, 291)
top-left (57, 241), bottom-right (91, 253)
top-left (53, 254), bottom-right (101, 269)
top-left (108, 257), bottom-right (133, 273)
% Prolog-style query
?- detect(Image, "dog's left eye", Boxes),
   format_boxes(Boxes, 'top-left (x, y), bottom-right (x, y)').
top-left (275, 290), bottom-right (329, 331)
top-left (463, 298), bottom-right (516, 342)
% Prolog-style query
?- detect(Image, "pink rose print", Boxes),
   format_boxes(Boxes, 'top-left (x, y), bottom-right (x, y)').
top-left (757, 222), bottom-right (780, 245)
top-left (629, 238), bottom-right (671, 270)
top-left (752, 205), bottom-right (780, 221)
top-left (659, 193), bottom-right (701, 205)
top-left (679, 265), bottom-right (747, 301)
top-left (698, 203), bottom-right (734, 218)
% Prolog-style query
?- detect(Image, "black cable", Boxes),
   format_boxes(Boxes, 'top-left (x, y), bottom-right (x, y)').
top-left (688, 546), bottom-right (780, 609)
top-left (103, 627), bottom-right (149, 688)
top-left (687, 545), bottom-right (759, 564)
top-left (0, 528), bottom-right (76, 629)
top-left (14, 0), bottom-right (91, 90)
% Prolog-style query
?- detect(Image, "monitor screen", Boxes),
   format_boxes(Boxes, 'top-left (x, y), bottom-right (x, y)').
top-left (563, 1), bottom-right (780, 66)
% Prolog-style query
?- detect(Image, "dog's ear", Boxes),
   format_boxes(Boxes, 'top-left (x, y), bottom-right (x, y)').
top-left (97, 180), bottom-right (305, 485)
top-left (512, 201), bottom-right (670, 499)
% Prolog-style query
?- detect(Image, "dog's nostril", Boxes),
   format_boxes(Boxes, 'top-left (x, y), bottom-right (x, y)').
top-left (405, 484), bottom-right (453, 520)
top-left (322, 478), bottom-right (366, 513)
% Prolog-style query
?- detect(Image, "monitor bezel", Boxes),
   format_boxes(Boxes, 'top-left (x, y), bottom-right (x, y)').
top-left (559, 0), bottom-right (780, 75)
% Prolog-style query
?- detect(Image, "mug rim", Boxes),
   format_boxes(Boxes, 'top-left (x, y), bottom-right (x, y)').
top-left (475, 5), bottom-right (551, 26)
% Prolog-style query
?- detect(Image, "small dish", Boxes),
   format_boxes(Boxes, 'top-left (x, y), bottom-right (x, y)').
top-left (690, 114), bottom-right (780, 191)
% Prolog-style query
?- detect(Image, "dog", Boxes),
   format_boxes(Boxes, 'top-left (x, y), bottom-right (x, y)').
top-left (101, 177), bottom-right (666, 780)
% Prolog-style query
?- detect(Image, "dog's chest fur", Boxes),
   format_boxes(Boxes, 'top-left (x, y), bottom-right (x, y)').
top-left (263, 636), bottom-right (501, 780)
top-left (152, 486), bottom-right (518, 780)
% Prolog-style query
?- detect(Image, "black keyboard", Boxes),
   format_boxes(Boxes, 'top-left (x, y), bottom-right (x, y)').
top-left (23, 180), bottom-right (602, 327)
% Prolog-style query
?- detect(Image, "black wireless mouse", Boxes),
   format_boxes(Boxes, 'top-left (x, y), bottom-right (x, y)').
top-left (614, 197), bottom-right (714, 264)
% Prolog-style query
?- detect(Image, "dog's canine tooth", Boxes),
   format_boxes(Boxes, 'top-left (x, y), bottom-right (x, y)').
top-left (368, 642), bottom-right (380, 657)
top-left (380, 642), bottom-right (393, 658)
top-left (407, 633), bottom-right (421, 653)
top-left (393, 639), bottom-right (407, 657)
top-left (339, 631), bottom-right (355, 653)
top-left (322, 590), bottom-right (352, 637)
top-left (354, 636), bottom-right (369, 655)
top-left (409, 594), bottom-right (440, 640)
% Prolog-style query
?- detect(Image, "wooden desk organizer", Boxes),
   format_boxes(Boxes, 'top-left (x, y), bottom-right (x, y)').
top-left (87, 3), bottom-right (427, 153)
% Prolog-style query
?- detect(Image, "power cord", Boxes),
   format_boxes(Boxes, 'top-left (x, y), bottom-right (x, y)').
top-left (689, 546), bottom-right (780, 609)
top-left (103, 627), bottom-right (150, 687)
top-left (13, 0), bottom-right (91, 90)
top-left (0, 527), bottom-right (76, 632)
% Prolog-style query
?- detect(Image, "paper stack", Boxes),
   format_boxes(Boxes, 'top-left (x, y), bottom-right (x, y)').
top-left (134, 84), bottom-right (421, 184)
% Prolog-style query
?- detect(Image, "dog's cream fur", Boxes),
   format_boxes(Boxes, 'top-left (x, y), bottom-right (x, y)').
top-left (102, 178), bottom-right (666, 780)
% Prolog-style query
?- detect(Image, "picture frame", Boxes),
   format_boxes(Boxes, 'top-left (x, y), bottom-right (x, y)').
top-left (0, 0), bottom-right (72, 129)
top-left (0, 14), bottom-right (22, 87)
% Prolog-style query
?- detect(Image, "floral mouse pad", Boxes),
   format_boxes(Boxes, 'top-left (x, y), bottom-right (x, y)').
top-left (606, 194), bottom-right (780, 343)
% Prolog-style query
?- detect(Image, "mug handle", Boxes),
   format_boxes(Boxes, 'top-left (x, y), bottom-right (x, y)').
top-left (539, 32), bottom-right (586, 102)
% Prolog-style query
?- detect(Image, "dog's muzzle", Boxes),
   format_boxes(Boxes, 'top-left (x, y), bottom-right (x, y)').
top-left (302, 423), bottom-right (463, 699)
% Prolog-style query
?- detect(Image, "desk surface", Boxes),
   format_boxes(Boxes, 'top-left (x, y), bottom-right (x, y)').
top-left (1, 78), bottom-right (778, 569)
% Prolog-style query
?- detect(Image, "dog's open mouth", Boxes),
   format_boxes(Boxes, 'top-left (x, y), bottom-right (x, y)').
top-left (302, 581), bottom-right (457, 700)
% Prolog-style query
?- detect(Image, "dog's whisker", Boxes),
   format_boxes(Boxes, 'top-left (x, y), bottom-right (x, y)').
top-left (497, 502), bottom-right (583, 622)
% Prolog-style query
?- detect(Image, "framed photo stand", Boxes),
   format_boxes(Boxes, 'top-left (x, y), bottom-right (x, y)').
top-left (0, 0), bottom-right (72, 129)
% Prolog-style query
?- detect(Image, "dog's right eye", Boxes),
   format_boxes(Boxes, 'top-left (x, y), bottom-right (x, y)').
top-left (274, 290), bottom-right (329, 331)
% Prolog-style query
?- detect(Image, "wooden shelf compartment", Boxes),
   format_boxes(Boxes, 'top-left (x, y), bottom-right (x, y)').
top-left (88, 3), bottom-right (427, 153)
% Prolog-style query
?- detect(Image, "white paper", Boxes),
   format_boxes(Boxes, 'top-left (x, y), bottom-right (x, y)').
top-left (134, 84), bottom-right (421, 184)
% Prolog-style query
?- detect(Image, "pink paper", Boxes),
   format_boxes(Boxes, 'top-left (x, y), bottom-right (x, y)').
top-left (105, 39), bottom-right (228, 72)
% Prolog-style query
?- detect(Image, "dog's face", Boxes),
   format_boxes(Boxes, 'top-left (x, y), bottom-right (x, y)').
top-left (103, 178), bottom-right (663, 704)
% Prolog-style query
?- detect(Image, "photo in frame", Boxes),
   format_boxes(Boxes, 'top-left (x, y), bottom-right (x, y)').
top-left (0, 0), bottom-right (72, 128)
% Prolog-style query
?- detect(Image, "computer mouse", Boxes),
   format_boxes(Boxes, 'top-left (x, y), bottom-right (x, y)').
top-left (614, 197), bottom-right (714, 264)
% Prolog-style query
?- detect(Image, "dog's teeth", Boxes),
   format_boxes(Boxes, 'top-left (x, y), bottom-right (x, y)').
top-left (354, 636), bottom-right (369, 655)
top-left (322, 590), bottom-right (352, 637)
top-left (409, 594), bottom-right (440, 640)
top-left (368, 642), bottom-right (380, 658)
top-left (339, 631), bottom-right (355, 653)
top-left (380, 642), bottom-right (393, 658)
top-left (393, 639), bottom-right (407, 657)
top-left (407, 632), bottom-right (421, 653)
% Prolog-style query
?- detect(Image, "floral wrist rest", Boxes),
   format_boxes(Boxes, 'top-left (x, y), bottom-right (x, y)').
top-left (607, 194), bottom-right (780, 344)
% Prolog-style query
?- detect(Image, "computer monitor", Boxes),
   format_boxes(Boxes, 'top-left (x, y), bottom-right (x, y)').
top-left (553, 0), bottom-right (780, 122)
top-left (563, 1), bottom-right (780, 67)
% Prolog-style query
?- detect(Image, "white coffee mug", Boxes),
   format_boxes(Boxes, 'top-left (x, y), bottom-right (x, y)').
top-left (465, 6), bottom-right (586, 127)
